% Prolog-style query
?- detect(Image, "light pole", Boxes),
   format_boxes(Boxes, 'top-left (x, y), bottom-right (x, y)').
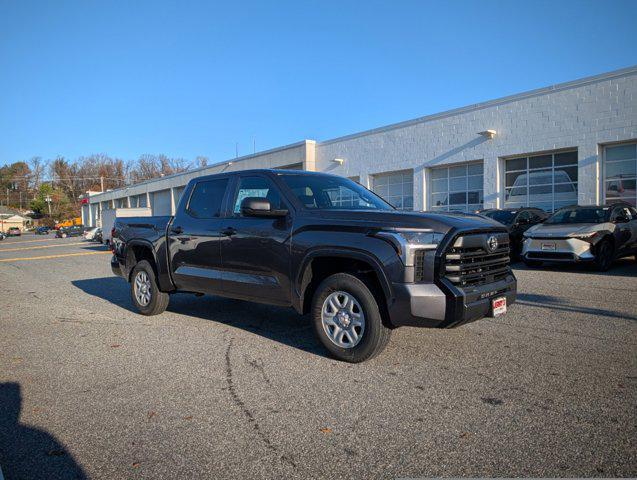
top-left (45, 195), bottom-right (52, 215)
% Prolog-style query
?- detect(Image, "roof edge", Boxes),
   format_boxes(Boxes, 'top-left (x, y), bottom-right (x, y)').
top-left (318, 65), bottom-right (637, 146)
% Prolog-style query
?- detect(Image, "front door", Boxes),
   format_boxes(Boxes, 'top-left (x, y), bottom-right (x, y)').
top-left (220, 174), bottom-right (292, 305)
top-left (168, 177), bottom-right (230, 294)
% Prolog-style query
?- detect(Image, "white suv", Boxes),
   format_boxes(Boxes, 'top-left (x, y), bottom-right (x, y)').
top-left (521, 203), bottom-right (637, 271)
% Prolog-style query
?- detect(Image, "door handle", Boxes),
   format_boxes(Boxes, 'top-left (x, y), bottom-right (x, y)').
top-left (221, 227), bottom-right (237, 237)
top-left (171, 226), bottom-right (183, 234)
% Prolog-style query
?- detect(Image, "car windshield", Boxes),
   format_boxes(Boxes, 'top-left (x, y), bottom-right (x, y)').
top-left (481, 210), bottom-right (517, 224)
top-left (279, 174), bottom-right (394, 211)
top-left (545, 207), bottom-right (610, 224)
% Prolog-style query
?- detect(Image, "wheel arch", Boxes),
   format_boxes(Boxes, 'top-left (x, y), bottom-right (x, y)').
top-left (296, 248), bottom-right (393, 316)
top-left (126, 240), bottom-right (159, 282)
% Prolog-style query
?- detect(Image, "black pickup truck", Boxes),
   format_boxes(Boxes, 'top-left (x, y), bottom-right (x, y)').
top-left (111, 169), bottom-right (516, 362)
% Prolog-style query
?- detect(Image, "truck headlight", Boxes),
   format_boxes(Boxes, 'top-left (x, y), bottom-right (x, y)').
top-left (373, 229), bottom-right (445, 266)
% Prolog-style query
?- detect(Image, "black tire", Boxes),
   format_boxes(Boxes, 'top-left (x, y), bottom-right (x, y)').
top-left (522, 258), bottom-right (543, 268)
top-left (129, 260), bottom-right (169, 315)
top-left (311, 273), bottom-right (391, 363)
top-left (594, 238), bottom-right (614, 272)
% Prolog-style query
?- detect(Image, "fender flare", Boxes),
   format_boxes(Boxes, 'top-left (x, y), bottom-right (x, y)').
top-left (295, 247), bottom-right (393, 312)
top-left (124, 239), bottom-right (159, 281)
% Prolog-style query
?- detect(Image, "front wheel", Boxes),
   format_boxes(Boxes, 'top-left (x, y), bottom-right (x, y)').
top-left (594, 239), bottom-right (614, 272)
top-left (311, 273), bottom-right (391, 363)
top-left (130, 260), bottom-right (169, 315)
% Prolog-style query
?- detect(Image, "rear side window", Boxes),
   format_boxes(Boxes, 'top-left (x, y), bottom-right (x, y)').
top-left (187, 179), bottom-right (229, 219)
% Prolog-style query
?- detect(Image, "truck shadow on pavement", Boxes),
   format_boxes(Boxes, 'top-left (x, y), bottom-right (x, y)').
top-left (0, 382), bottom-right (87, 480)
top-left (516, 292), bottom-right (637, 322)
top-left (71, 277), bottom-right (330, 358)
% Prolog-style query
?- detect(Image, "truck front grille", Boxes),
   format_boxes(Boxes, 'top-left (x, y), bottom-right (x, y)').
top-left (414, 250), bottom-right (426, 282)
top-left (443, 232), bottom-right (510, 287)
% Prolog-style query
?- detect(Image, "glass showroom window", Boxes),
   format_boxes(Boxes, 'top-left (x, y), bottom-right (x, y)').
top-left (504, 150), bottom-right (577, 212)
top-left (604, 143), bottom-right (636, 206)
top-left (372, 170), bottom-right (414, 210)
top-left (429, 163), bottom-right (483, 212)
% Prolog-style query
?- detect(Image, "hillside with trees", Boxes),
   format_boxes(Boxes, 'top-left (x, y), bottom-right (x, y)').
top-left (0, 154), bottom-right (209, 220)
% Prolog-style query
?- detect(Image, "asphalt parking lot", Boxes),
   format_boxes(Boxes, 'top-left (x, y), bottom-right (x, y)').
top-left (0, 234), bottom-right (635, 479)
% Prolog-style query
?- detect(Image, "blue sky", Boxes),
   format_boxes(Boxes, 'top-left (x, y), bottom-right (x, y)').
top-left (1, 0), bottom-right (636, 167)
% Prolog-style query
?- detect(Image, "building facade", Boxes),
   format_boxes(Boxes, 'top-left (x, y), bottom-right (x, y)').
top-left (83, 66), bottom-right (637, 226)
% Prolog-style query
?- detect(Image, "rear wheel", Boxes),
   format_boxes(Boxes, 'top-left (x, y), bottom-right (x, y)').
top-left (130, 260), bottom-right (169, 315)
top-left (311, 273), bottom-right (391, 363)
top-left (594, 239), bottom-right (614, 272)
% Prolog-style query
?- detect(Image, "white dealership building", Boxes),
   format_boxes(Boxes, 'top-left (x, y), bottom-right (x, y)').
top-left (82, 65), bottom-right (637, 226)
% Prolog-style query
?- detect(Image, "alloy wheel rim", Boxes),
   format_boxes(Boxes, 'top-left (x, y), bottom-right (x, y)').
top-left (134, 271), bottom-right (152, 307)
top-left (321, 291), bottom-right (365, 349)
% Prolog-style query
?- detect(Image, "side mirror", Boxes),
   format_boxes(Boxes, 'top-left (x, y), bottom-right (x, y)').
top-left (240, 197), bottom-right (288, 218)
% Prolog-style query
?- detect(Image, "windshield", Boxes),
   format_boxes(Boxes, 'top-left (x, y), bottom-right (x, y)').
top-left (545, 207), bottom-right (610, 224)
top-left (481, 210), bottom-right (517, 224)
top-left (279, 174), bottom-right (394, 211)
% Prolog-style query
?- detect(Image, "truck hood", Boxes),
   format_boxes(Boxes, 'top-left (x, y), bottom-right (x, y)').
top-left (525, 222), bottom-right (607, 238)
top-left (311, 210), bottom-right (504, 233)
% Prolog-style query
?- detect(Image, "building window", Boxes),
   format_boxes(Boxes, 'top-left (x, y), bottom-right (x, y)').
top-left (129, 194), bottom-right (147, 208)
top-left (604, 142), bottom-right (636, 206)
top-left (504, 150), bottom-right (577, 212)
top-left (371, 170), bottom-right (413, 210)
top-left (429, 162), bottom-right (483, 212)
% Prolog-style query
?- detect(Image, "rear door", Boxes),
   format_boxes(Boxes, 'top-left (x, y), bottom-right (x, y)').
top-left (219, 174), bottom-right (293, 305)
top-left (168, 177), bottom-right (230, 294)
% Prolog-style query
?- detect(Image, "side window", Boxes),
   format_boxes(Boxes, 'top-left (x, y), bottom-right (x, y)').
top-left (610, 207), bottom-right (627, 221)
top-left (186, 178), bottom-right (229, 219)
top-left (517, 211), bottom-right (531, 223)
top-left (233, 176), bottom-right (283, 214)
top-left (621, 207), bottom-right (633, 220)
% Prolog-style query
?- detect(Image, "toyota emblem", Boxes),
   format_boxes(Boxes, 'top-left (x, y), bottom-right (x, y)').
top-left (487, 235), bottom-right (499, 252)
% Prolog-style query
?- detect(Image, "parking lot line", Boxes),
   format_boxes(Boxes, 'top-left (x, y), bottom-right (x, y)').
top-left (0, 242), bottom-right (86, 253)
top-left (0, 251), bottom-right (111, 262)
top-left (0, 237), bottom-right (64, 245)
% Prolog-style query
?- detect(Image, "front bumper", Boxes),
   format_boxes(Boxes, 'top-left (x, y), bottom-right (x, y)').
top-left (388, 274), bottom-right (517, 328)
top-left (111, 255), bottom-right (124, 278)
top-left (521, 237), bottom-right (594, 262)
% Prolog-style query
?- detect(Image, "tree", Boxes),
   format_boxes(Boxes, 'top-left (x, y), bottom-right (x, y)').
top-left (30, 183), bottom-right (74, 219)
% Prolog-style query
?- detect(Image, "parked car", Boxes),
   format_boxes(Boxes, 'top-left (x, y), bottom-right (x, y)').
top-left (7, 227), bottom-right (21, 236)
top-left (56, 225), bottom-right (85, 238)
top-left (111, 169), bottom-right (517, 363)
top-left (0, 232), bottom-right (5, 241)
top-left (82, 227), bottom-right (100, 241)
top-left (35, 226), bottom-right (51, 235)
top-left (93, 228), bottom-right (103, 243)
top-left (478, 208), bottom-right (549, 259)
top-left (521, 202), bottom-right (637, 271)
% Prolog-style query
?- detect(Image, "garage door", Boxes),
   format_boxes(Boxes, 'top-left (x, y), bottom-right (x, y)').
top-left (604, 143), bottom-right (636, 206)
top-left (152, 189), bottom-right (172, 215)
top-left (91, 204), bottom-right (100, 226)
top-left (504, 150), bottom-right (578, 212)
top-left (372, 170), bottom-right (414, 210)
top-left (429, 162), bottom-right (484, 212)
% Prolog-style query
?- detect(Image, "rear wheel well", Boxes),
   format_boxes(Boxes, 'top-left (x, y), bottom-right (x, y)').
top-left (301, 256), bottom-right (391, 326)
top-left (127, 244), bottom-right (157, 281)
